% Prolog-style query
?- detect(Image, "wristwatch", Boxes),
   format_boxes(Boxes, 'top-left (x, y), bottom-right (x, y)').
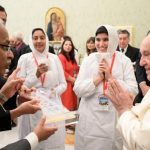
top-left (0, 92), bottom-right (8, 102)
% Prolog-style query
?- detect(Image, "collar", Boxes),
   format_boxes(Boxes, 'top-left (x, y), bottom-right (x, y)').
top-left (119, 45), bottom-right (128, 54)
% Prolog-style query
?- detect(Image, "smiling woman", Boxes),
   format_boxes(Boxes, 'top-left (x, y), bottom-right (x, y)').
top-left (73, 25), bottom-right (138, 150)
top-left (17, 27), bottom-right (67, 150)
top-left (32, 28), bottom-right (46, 53)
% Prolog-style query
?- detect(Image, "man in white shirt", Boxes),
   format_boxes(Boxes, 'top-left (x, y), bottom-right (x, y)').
top-left (106, 35), bottom-right (150, 150)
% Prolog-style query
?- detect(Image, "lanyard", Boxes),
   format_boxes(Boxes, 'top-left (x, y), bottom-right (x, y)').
top-left (103, 52), bottom-right (116, 95)
top-left (32, 53), bottom-right (48, 87)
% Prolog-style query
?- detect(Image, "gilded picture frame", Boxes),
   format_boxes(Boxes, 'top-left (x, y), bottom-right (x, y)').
top-left (45, 7), bottom-right (65, 43)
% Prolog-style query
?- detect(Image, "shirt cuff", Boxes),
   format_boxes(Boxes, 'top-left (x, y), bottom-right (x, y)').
top-left (118, 111), bottom-right (135, 125)
top-left (25, 132), bottom-right (39, 150)
top-left (139, 81), bottom-right (146, 86)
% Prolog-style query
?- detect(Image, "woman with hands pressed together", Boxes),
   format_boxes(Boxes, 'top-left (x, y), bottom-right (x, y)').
top-left (73, 25), bottom-right (138, 150)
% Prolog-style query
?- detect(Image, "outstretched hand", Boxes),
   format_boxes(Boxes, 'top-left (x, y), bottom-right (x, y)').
top-left (34, 116), bottom-right (57, 142)
top-left (10, 100), bottom-right (41, 119)
top-left (17, 100), bottom-right (41, 115)
top-left (0, 68), bottom-right (24, 99)
top-left (18, 85), bottom-right (36, 105)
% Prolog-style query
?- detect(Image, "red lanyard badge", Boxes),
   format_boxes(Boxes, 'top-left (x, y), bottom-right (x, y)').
top-left (103, 52), bottom-right (116, 95)
top-left (32, 53), bottom-right (48, 87)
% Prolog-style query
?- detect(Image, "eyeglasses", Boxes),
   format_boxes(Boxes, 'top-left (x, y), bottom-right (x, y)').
top-left (0, 43), bottom-right (11, 51)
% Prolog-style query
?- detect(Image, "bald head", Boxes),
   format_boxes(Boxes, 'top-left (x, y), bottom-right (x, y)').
top-left (140, 36), bottom-right (150, 50)
top-left (140, 36), bottom-right (150, 81)
top-left (9, 35), bottom-right (17, 47)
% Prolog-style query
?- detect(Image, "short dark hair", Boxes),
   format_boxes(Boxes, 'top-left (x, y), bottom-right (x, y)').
top-left (95, 26), bottom-right (108, 36)
top-left (0, 5), bottom-right (7, 16)
top-left (32, 28), bottom-right (45, 36)
top-left (117, 29), bottom-right (130, 37)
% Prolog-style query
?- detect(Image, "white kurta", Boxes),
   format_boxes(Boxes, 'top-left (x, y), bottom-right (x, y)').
top-left (73, 51), bottom-right (138, 150)
top-left (118, 89), bottom-right (150, 150)
top-left (17, 52), bottom-right (67, 150)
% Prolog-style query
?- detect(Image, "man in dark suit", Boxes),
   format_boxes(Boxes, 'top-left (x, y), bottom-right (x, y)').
top-left (0, 100), bottom-right (57, 150)
top-left (0, 99), bottom-right (40, 131)
top-left (116, 29), bottom-right (139, 64)
top-left (0, 19), bottom-right (57, 150)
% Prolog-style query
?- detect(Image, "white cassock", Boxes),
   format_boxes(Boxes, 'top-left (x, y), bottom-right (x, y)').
top-left (118, 89), bottom-right (150, 150)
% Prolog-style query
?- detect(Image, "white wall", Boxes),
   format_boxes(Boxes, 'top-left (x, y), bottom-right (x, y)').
top-left (1, 0), bottom-right (150, 55)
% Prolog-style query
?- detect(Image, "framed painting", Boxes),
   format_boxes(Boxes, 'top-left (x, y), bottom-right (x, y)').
top-left (115, 26), bottom-right (134, 45)
top-left (45, 7), bottom-right (65, 42)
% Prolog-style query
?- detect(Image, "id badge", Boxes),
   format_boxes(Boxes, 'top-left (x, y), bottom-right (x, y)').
top-left (98, 96), bottom-right (109, 111)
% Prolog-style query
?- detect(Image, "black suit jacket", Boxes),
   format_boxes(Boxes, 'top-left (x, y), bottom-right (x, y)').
top-left (117, 44), bottom-right (139, 62)
top-left (0, 139), bottom-right (31, 150)
top-left (0, 105), bottom-right (31, 150)
top-left (0, 105), bottom-right (11, 131)
top-left (19, 45), bottom-right (32, 56)
top-left (0, 77), bottom-right (17, 111)
top-left (134, 53), bottom-right (150, 104)
top-left (16, 43), bottom-right (27, 57)
top-left (49, 46), bottom-right (55, 54)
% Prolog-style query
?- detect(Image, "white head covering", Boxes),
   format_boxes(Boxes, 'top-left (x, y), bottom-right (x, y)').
top-left (28, 28), bottom-right (49, 57)
top-left (96, 25), bottom-right (118, 56)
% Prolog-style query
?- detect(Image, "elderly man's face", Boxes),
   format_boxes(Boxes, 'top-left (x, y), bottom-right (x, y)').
top-left (9, 36), bottom-right (17, 47)
top-left (118, 33), bottom-right (130, 49)
top-left (0, 24), bottom-right (9, 76)
top-left (140, 36), bottom-right (150, 81)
